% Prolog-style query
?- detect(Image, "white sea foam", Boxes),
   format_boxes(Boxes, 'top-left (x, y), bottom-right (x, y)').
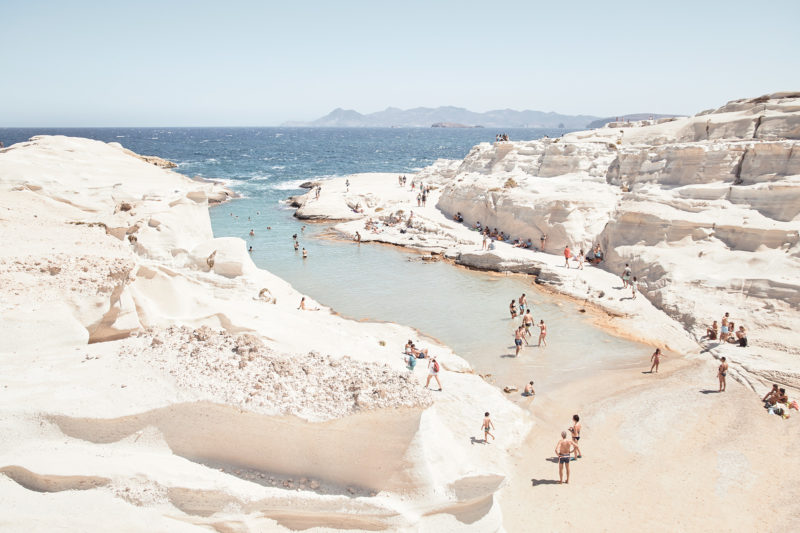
top-left (270, 179), bottom-right (308, 191)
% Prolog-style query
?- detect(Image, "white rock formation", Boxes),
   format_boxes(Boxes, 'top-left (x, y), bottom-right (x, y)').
top-left (432, 93), bottom-right (800, 388)
top-left (0, 136), bottom-right (528, 531)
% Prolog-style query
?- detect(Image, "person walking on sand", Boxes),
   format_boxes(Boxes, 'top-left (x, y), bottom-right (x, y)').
top-left (555, 431), bottom-right (580, 484)
top-left (519, 293), bottom-right (528, 314)
top-left (631, 276), bottom-right (638, 299)
top-left (482, 412), bottom-right (495, 443)
top-left (564, 246), bottom-right (572, 268)
top-left (345, 178), bottom-right (350, 191)
top-left (538, 320), bottom-right (547, 347)
top-left (621, 263), bottom-right (632, 288)
top-left (718, 357), bottom-right (728, 392)
top-left (514, 326), bottom-right (525, 356)
top-left (577, 249), bottom-right (584, 270)
top-left (649, 348), bottom-right (662, 373)
top-left (540, 234), bottom-right (547, 252)
top-left (569, 415), bottom-right (582, 459)
top-left (509, 299), bottom-right (518, 318)
top-left (426, 357), bottom-right (442, 390)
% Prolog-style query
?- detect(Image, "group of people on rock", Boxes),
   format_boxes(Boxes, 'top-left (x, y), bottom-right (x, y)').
top-left (495, 133), bottom-right (510, 142)
top-left (762, 384), bottom-right (796, 417)
top-left (403, 340), bottom-right (442, 391)
top-left (397, 175), bottom-right (408, 186)
top-left (705, 312), bottom-right (748, 347)
top-left (562, 244), bottom-right (606, 271)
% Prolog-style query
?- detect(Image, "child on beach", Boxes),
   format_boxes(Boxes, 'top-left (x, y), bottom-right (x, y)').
top-left (482, 412), bottom-right (495, 443)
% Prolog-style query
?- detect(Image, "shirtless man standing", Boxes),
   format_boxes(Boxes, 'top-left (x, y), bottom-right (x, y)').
top-left (718, 356), bottom-right (728, 392)
top-left (555, 431), bottom-right (581, 484)
top-left (514, 326), bottom-right (525, 356)
top-left (519, 293), bottom-right (528, 314)
top-left (522, 310), bottom-right (534, 345)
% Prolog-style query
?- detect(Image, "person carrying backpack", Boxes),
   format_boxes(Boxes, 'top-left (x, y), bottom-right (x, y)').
top-left (426, 357), bottom-right (442, 391)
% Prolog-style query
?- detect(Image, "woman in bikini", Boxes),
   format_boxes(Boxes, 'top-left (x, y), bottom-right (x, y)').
top-left (649, 348), bottom-right (662, 373)
top-left (538, 320), bottom-right (547, 347)
top-left (509, 299), bottom-right (517, 318)
top-left (718, 357), bottom-right (728, 392)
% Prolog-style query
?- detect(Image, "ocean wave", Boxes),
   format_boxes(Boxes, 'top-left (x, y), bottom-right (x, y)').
top-left (270, 165), bottom-right (285, 170)
top-left (270, 179), bottom-right (309, 191)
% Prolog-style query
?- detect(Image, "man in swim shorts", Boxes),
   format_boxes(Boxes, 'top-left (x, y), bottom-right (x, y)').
top-left (522, 310), bottom-right (534, 345)
top-left (555, 431), bottom-right (580, 484)
top-left (514, 326), bottom-right (525, 357)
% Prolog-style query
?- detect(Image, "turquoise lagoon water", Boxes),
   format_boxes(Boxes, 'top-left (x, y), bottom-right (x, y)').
top-left (1, 127), bottom-right (651, 390)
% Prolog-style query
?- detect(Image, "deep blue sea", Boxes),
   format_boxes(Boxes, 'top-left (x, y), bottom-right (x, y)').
top-left (0, 127), bottom-right (648, 388)
top-left (0, 127), bottom-right (562, 192)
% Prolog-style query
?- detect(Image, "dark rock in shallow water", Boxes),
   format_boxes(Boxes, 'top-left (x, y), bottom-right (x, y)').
top-left (299, 181), bottom-right (320, 189)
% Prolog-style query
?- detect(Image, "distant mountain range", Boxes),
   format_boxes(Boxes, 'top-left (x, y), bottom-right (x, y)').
top-left (282, 106), bottom-right (602, 129)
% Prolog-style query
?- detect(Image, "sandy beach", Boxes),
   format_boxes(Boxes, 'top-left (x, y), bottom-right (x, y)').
top-left (2, 92), bottom-right (800, 532)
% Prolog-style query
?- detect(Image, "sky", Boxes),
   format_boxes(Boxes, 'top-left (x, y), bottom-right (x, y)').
top-left (1, 0), bottom-right (799, 126)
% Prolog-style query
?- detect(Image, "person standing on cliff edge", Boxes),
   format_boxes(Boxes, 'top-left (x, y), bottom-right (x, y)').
top-left (540, 234), bottom-right (547, 252)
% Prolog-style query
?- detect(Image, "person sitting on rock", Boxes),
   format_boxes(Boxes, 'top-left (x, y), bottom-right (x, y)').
top-left (706, 320), bottom-right (719, 340)
top-left (763, 384), bottom-right (779, 406)
top-left (735, 325), bottom-right (747, 347)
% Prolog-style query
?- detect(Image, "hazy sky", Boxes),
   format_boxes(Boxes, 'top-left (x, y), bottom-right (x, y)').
top-left (1, 0), bottom-right (799, 126)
